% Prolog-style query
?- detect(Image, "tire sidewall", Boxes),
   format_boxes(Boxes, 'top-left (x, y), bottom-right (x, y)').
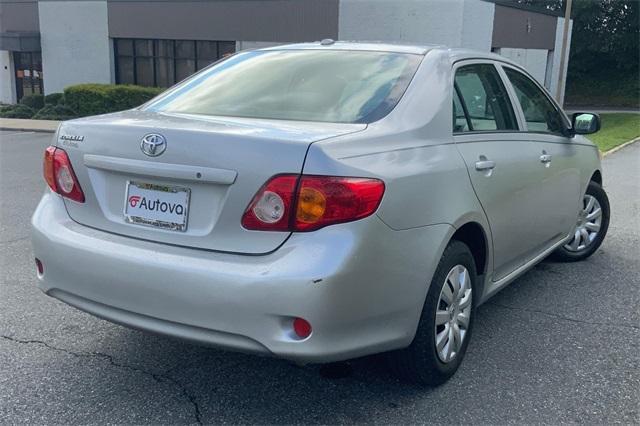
top-left (555, 182), bottom-right (610, 261)
top-left (411, 241), bottom-right (477, 384)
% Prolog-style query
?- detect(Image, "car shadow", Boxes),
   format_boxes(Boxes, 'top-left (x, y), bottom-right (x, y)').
top-left (92, 326), bottom-right (434, 423)
top-left (70, 251), bottom-right (616, 423)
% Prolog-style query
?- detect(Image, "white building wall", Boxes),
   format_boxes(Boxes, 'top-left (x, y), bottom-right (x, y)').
top-left (496, 48), bottom-right (549, 86)
top-left (38, 0), bottom-right (112, 94)
top-left (549, 17), bottom-right (573, 105)
top-left (461, 0), bottom-right (495, 50)
top-left (0, 50), bottom-right (17, 104)
top-left (338, 0), bottom-right (493, 50)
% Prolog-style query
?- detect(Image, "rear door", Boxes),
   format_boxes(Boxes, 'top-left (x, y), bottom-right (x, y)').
top-left (499, 65), bottom-right (581, 249)
top-left (453, 61), bottom-right (547, 281)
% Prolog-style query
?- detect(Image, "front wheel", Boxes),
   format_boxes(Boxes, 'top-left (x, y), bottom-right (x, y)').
top-left (552, 181), bottom-right (610, 262)
top-left (388, 240), bottom-right (476, 386)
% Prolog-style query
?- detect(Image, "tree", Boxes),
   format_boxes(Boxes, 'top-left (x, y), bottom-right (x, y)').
top-left (512, 0), bottom-right (638, 76)
top-left (514, 0), bottom-right (639, 106)
top-left (514, 0), bottom-right (564, 12)
top-left (569, 0), bottom-right (639, 78)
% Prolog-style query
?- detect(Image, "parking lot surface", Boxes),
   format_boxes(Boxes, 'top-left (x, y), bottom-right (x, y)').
top-left (1, 130), bottom-right (638, 424)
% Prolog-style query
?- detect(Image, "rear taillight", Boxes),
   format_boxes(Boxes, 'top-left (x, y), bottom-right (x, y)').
top-left (43, 146), bottom-right (85, 203)
top-left (241, 174), bottom-right (384, 232)
top-left (240, 175), bottom-right (297, 231)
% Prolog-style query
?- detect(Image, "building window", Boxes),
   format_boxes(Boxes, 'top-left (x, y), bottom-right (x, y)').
top-left (114, 39), bottom-right (236, 87)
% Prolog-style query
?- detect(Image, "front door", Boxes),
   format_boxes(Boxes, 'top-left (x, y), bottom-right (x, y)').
top-left (453, 62), bottom-right (547, 281)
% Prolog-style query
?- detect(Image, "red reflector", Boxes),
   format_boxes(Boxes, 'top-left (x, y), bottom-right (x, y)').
top-left (35, 258), bottom-right (43, 275)
top-left (42, 146), bottom-right (85, 203)
top-left (293, 317), bottom-right (312, 339)
top-left (241, 175), bottom-right (385, 232)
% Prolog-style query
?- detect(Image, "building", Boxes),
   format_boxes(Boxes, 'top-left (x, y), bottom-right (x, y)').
top-left (0, 0), bottom-right (572, 105)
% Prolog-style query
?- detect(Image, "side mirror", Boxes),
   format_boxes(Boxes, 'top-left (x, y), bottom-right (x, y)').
top-left (571, 112), bottom-right (601, 135)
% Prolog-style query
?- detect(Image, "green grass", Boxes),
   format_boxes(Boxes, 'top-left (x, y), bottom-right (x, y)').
top-left (566, 76), bottom-right (639, 109)
top-left (588, 113), bottom-right (640, 152)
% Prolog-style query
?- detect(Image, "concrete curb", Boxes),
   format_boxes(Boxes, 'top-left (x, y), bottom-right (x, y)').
top-left (0, 118), bottom-right (60, 134)
top-left (0, 127), bottom-right (57, 134)
top-left (603, 137), bottom-right (640, 157)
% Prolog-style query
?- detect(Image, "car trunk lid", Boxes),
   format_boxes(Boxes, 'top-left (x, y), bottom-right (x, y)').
top-left (57, 110), bottom-right (366, 253)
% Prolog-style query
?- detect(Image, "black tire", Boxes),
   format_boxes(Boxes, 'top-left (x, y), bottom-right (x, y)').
top-left (552, 181), bottom-right (610, 262)
top-left (388, 240), bottom-right (477, 386)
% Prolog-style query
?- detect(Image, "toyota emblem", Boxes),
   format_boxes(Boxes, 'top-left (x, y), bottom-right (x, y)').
top-left (140, 134), bottom-right (167, 157)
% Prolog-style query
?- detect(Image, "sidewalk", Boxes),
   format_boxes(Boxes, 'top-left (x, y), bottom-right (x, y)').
top-left (0, 118), bottom-right (60, 133)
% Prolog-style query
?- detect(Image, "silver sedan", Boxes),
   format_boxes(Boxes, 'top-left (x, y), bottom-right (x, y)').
top-left (32, 42), bottom-right (609, 385)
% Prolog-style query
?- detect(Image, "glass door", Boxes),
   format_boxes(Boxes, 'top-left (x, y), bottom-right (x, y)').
top-left (14, 51), bottom-right (43, 101)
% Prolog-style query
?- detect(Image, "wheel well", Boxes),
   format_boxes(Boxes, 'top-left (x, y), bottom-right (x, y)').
top-left (590, 170), bottom-right (602, 185)
top-left (451, 222), bottom-right (488, 276)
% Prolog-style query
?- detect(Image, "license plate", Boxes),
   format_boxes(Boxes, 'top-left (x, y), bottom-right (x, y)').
top-left (124, 181), bottom-right (190, 232)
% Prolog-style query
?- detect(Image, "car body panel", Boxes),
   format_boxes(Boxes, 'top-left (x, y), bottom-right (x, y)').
top-left (31, 42), bottom-right (604, 362)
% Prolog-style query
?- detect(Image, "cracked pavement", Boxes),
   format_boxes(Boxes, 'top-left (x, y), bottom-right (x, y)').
top-left (1, 130), bottom-right (639, 424)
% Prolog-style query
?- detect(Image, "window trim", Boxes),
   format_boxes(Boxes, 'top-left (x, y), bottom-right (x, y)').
top-left (451, 60), bottom-right (522, 136)
top-left (496, 63), bottom-right (572, 137)
top-left (454, 83), bottom-right (473, 132)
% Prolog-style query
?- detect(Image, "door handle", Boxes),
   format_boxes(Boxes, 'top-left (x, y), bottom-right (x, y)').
top-left (540, 154), bottom-right (552, 164)
top-left (475, 160), bottom-right (496, 171)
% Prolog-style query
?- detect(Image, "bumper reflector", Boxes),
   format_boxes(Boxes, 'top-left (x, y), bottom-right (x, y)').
top-left (293, 317), bottom-right (312, 339)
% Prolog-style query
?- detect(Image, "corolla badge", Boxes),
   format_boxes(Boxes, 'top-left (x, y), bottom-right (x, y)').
top-left (59, 134), bottom-right (84, 142)
top-left (140, 133), bottom-right (167, 157)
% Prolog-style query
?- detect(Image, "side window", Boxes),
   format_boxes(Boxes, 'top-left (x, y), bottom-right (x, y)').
top-left (454, 64), bottom-right (518, 132)
top-left (504, 68), bottom-right (566, 134)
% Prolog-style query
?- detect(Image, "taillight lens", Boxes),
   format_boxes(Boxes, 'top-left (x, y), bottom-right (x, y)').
top-left (43, 146), bottom-right (85, 203)
top-left (241, 174), bottom-right (384, 232)
top-left (241, 175), bottom-right (297, 231)
top-left (295, 176), bottom-right (385, 231)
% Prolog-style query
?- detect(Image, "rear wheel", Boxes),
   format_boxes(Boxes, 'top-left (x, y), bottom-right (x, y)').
top-left (552, 181), bottom-right (610, 262)
top-left (388, 240), bottom-right (476, 386)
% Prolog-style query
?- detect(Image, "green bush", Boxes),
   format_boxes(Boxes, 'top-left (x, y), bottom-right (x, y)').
top-left (19, 94), bottom-right (45, 110)
top-left (0, 104), bottom-right (35, 119)
top-left (33, 104), bottom-right (77, 120)
top-left (64, 84), bottom-right (164, 117)
top-left (44, 92), bottom-right (65, 106)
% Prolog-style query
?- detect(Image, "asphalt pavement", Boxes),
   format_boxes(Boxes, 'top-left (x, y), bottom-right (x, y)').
top-left (1, 130), bottom-right (638, 424)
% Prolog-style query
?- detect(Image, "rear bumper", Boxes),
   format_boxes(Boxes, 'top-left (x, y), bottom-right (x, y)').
top-left (31, 192), bottom-right (453, 362)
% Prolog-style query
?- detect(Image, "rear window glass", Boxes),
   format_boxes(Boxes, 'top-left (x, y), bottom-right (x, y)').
top-left (143, 50), bottom-right (422, 124)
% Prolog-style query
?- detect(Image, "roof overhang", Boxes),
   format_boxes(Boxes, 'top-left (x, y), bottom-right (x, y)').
top-left (0, 31), bottom-right (41, 52)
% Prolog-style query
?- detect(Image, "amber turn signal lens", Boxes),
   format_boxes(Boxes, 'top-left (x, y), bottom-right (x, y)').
top-left (296, 187), bottom-right (326, 224)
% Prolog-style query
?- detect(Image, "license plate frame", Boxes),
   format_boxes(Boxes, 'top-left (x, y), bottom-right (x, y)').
top-left (124, 181), bottom-right (191, 232)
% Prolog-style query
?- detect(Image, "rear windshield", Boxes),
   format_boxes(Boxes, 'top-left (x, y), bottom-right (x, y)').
top-left (143, 50), bottom-right (422, 124)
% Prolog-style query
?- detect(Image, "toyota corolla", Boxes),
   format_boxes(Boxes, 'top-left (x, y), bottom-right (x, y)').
top-left (31, 42), bottom-right (609, 385)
